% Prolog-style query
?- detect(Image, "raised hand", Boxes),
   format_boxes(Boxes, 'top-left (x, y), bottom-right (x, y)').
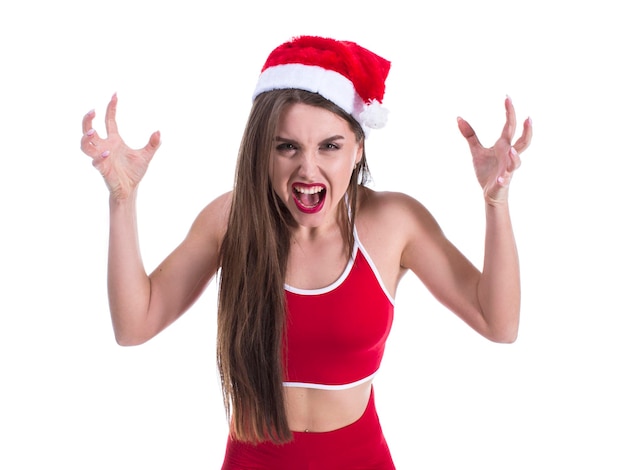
top-left (81, 93), bottom-right (161, 200)
top-left (457, 96), bottom-right (532, 205)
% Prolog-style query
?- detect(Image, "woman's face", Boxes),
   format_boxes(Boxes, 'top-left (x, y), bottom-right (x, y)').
top-left (269, 102), bottom-right (363, 230)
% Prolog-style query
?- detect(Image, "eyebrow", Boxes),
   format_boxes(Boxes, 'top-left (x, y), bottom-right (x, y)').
top-left (274, 135), bottom-right (346, 145)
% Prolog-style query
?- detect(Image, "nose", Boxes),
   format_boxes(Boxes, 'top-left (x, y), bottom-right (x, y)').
top-left (297, 150), bottom-right (318, 179)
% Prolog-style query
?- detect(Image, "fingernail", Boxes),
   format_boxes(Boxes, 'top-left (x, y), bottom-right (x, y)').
top-left (86, 129), bottom-right (95, 136)
top-left (101, 150), bottom-right (110, 158)
top-left (498, 176), bottom-right (505, 184)
top-left (527, 117), bottom-right (533, 125)
top-left (87, 109), bottom-right (95, 116)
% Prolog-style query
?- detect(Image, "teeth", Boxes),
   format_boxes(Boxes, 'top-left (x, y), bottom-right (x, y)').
top-left (294, 185), bottom-right (324, 195)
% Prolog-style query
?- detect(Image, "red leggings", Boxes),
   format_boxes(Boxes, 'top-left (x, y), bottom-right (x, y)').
top-left (221, 389), bottom-right (395, 469)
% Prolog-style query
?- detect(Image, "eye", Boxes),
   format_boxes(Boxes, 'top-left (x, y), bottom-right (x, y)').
top-left (321, 142), bottom-right (340, 150)
top-left (276, 142), bottom-right (297, 152)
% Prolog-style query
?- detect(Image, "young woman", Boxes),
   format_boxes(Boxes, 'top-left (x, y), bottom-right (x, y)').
top-left (80, 36), bottom-right (532, 469)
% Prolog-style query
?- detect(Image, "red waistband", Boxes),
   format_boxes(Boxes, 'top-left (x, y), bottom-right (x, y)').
top-left (221, 388), bottom-right (395, 469)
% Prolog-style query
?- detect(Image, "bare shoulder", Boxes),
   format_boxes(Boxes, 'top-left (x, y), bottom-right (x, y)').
top-left (354, 187), bottom-right (445, 295)
top-left (357, 186), bottom-right (440, 236)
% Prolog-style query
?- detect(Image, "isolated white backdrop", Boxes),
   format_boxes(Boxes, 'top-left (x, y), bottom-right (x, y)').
top-left (1, 1), bottom-right (624, 468)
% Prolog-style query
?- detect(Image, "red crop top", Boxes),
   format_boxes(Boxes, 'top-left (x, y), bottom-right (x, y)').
top-left (283, 231), bottom-right (394, 390)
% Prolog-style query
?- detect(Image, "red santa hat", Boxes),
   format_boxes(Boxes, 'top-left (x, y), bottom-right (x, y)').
top-left (252, 36), bottom-right (391, 136)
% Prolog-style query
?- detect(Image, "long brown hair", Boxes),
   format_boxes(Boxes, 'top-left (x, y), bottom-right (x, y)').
top-left (217, 89), bottom-right (369, 444)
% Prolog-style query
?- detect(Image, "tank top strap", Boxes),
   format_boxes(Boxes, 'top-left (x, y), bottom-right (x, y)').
top-left (353, 226), bottom-right (395, 305)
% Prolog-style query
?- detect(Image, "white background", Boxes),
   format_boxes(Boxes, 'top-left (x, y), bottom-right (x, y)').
top-left (1, 1), bottom-right (624, 468)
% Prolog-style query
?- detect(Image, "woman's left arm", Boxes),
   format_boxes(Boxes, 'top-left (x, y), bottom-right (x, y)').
top-left (457, 96), bottom-right (533, 342)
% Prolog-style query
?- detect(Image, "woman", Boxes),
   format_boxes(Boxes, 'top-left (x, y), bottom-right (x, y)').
top-left (80, 36), bottom-right (532, 469)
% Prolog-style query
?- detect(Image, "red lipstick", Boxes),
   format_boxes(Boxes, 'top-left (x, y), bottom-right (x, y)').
top-left (292, 183), bottom-right (327, 214)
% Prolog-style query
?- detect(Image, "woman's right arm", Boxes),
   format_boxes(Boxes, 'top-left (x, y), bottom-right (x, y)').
top-left (81, 94), bottom-right (229, 345)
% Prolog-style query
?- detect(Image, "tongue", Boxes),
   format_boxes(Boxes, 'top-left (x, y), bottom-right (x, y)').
top-left (299, 192), bottom-right (321, 207)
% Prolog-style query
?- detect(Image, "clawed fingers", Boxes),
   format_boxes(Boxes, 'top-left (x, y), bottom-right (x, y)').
top-left (457, 116), bottom-right (483, 150)
top-left (80, 134), bottom-right (110, 167)
top-left (513, 117), bottom-right (533, 154)
top-left (105, 93), bottom-right (119, 136)
top-left (80, 123), bottom-right (99, 155)
top-left (81, 108), bottom-right (95, 135)
top-left (501, 96), bottom-right (517, 142)
top-left (145, 130), bottom-right (161, 153)
top-left (81, 93), bottom-right (120, 161)
top-left (495, 146), bottom-right (523, 189)
top-left (460, 96), bottom-right (531, 198)
top-left (80, 116), bottom-right (104, 156)
top-left (508, 146), bottom-right (522, 172)
top-left (503, 96), bottom-right (533, 154)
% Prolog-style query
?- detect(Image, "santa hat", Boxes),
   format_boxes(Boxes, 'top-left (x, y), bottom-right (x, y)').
top-left (252, 36), bottom-right (391, 136)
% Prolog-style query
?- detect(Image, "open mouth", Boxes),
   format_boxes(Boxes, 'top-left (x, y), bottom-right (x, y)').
top-left (292, 183), bottom-right (327, 214)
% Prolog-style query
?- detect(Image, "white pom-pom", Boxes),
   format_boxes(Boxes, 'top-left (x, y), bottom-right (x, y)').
top-left (358, 100), bottom-right (389, 129)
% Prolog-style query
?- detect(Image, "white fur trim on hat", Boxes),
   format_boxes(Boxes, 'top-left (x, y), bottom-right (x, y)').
top-left (253, 63), bottom-right (386, 135)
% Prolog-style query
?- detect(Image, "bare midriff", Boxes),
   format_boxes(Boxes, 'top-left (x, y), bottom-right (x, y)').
top-left (284, 379), bottom-right (373, 433)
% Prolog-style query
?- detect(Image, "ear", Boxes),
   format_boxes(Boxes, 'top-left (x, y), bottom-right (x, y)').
top-left (356, 140), bottom-right (364, 165)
